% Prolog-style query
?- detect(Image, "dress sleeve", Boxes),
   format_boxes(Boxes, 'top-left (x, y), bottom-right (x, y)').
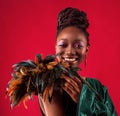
top-left (77, 78), bottom-right (118, 116)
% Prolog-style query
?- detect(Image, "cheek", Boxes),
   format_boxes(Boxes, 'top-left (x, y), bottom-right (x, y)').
top-left (77, 49), bottom-right (87, 59)
top-left (77, 49), bottom-right (85, 55)
top-left (55, 48), bottom-right (62, 62)
top-left (55, 46), bottom-right (63, 54)
top-left (55, 46), bottom-right (64, 62)
top-left (81, 50), bottom-right (87, 56)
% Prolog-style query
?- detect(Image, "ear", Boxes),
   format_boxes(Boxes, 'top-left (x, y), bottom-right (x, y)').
top-left (86, 46), bottom-right (89, 54)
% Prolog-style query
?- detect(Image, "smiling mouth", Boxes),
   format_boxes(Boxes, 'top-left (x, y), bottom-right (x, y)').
top-left (62, 57), bottom-right (79, 63)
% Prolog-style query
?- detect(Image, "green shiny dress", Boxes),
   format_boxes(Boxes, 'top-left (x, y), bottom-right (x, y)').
top-left (76, 78), bottom-right (117, 116)
top-left (41, 78), bottom-right (118, 116)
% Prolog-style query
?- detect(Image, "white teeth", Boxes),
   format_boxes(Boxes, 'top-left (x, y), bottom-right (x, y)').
top-left (64, 58), bottom-right (76, 62)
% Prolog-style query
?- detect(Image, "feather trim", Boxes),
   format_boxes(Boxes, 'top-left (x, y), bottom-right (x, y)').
top-left (6, 54), bottom-right (80, 108)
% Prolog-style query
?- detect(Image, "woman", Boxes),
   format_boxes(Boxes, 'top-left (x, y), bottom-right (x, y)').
top-left (38, 7), bottom-right (117, 116)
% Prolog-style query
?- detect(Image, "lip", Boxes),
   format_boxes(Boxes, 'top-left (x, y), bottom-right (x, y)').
top-left (61, 56), bottom-right (79, 64)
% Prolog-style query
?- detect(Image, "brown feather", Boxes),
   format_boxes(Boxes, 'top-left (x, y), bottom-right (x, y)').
top-left (48, 84), bottom-right (54, 98)
top-left (43, 87), bottom-right (49, 101)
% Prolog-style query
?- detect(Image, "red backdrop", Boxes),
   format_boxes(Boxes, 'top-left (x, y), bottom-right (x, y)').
top-left (0, 0), bottom-right (120, 115)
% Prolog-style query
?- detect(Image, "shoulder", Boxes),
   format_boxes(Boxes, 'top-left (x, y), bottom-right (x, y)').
top-left (83, 77), bottom-right (107, 93)
top-left (81, 77), bottom-right (109, 101)
top-left (85, 77), bottom-right (103, 86)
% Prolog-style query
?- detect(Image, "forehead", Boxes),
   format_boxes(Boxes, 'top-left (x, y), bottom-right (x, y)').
top-left (57, 26), bottom-right (87, 43)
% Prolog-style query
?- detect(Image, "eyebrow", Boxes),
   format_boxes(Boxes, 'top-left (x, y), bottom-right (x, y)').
top-left (57, 39), bottom-right (86, 43)
top-left (57, 39), bottom-right (67, 42)
top-left (74, 40), bottom-right (84, 42)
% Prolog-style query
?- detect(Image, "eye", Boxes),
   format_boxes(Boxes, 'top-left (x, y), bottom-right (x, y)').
top-left (73, 42), bottom-right (85, 48)
top-left (57, 40), bottom-right (68, 48)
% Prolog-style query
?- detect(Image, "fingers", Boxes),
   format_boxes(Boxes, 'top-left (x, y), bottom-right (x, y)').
top-left (61, 75), bottom-right (82, 92)
top-left (73, 77), bottom-right (82, 88)
top-left (62, 82), bottom-right (79, 103)
top-left (60, 75), bottom-right (82, 103)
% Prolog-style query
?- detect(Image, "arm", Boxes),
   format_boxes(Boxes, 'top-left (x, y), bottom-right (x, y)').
top-left (77, 78), bottom-right (118, 116)
top-left (38, 91), bottom-right (65, 116)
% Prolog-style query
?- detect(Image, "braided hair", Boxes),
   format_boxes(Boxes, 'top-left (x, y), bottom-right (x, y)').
top-left (57, 7), bottom-right (90, 46)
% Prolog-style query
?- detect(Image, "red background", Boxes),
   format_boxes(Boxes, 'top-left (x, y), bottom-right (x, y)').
top-left (0, 0), bottom-right (120, 115)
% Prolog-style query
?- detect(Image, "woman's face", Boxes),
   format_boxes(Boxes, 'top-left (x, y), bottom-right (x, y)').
top-left (56, 26), bottom-right (89, 67)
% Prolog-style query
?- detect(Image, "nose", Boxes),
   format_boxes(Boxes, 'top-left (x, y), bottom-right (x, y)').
top-left (65, 45), bottom-right (76, 55)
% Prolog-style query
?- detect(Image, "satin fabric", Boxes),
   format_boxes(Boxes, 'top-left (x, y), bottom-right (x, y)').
top-left (77, 78), bottom-right (117, 116)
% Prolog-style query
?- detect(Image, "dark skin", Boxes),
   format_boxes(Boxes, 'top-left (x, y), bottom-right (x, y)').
top-left (39, 26), bottom-right (89, 116)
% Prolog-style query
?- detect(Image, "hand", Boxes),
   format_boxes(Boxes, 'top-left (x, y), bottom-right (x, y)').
top-left (61, 75), bottom-right (82, 103)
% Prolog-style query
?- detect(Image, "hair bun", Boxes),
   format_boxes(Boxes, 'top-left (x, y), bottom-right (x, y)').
top-left (57, 7), bottom-right (89, 31)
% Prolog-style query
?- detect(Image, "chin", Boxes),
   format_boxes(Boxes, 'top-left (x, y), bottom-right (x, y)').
top-left (69, 63), bottom-right (79, 68)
